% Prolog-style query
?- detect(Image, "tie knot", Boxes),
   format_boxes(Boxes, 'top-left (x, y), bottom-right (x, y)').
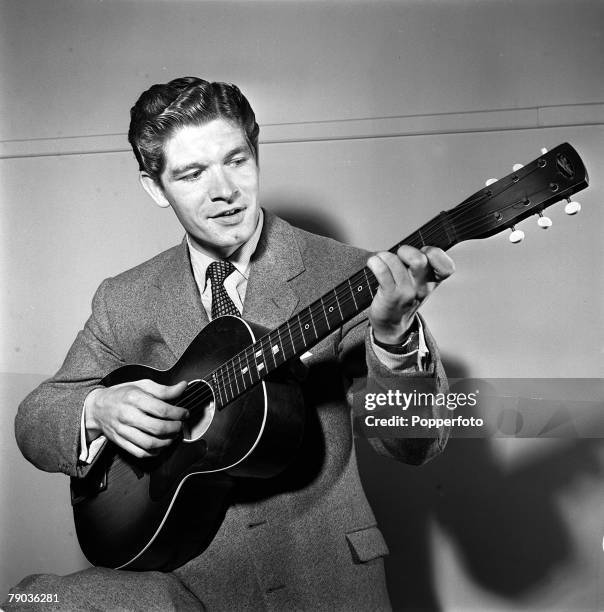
top-left (206, 260), bottom-right (236, 285)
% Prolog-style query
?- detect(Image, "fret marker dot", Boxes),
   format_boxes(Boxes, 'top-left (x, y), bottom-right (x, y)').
top-left (358, 286), bottom-right (362, 292)
top-left (241, 367), bottom-right (248, 374)
top-left (272, 345), bottom-right (279, 354)
top-left (329, 307), bottom-right (334, 312)
top-left (304, 324), bottom-right (310, 330)
top-left (257, 363), bottom-right (265, 371)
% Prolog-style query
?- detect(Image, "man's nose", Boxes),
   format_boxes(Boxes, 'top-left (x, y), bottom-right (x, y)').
top-left (208, 167), bottom-right (238, 202)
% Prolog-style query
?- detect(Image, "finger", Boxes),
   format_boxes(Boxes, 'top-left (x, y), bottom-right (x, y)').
top-left (137, 395), bottom-right (190, 421)
top-left (367, 253), bottom-right (402, 293)
top-left (134, 379), bottom-right (188, 400)
top-left (396, 245), bottom-right (429, 282)
top-left (111, 435), bottom-right (157, 459)
top-left (421, 246), bottom-right (455, 281)
top-left (119, 410), bottom-right (183, 438)
top-left (118, 424), bottom-right (176, 453)
top-left (377, 251), bottom-right (413, 292)
top-left (121, 386), bottom-right (189, 420)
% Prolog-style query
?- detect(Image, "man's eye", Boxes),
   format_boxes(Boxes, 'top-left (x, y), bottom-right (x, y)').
top-left (181, 170), bottom-right (201, 181)
top-left (230, 157), bottom-right (247, 166)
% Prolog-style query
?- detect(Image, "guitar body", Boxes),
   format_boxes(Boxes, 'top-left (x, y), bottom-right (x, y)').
top-left (71, 316), bottom-right (306, 571)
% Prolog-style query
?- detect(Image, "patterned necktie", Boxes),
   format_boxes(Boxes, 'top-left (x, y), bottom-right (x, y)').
top-left (206, 260), bottom-right (240, 319)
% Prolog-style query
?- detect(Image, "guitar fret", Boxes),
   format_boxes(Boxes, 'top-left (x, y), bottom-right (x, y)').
top-left (335, 281), bottom-right (357, 320)
top-left (226, 366), bottom-right (234, 401)
top-left (348, 278), bottom-right (359, 310)
top-left (334, 290), bottom-right (344, 321)
top-left (255, 345), bottom-right (267, 374)
top-left (212, 372), bottom-right (224, 408)
top-left (298, 313), bottom-right (310, 348)
top-left (324, 290), bottom-right (341, 329)
top-left (417, 228), bottom-right (425, 247)
top-left (320, 296), bottom-right (331, 330)
top-left (243, 349), bottom-right (254, 385)
top-left (350, 272), bottom-right (373, 310)
top-left (271, 329), bottom-right (282, 367)
top-left (286, 320), bottom-right (296, 358)
top-left (364, 268), bottom-right (375, 298)
top-left (250, 349), bottom-right (261, 379)
top-left (309, 309), bottom-right (318, 339)
top-left (233, 355), bottom-right (242, 394)
top-left (218, 365), bottom-right (230, 404)
top-left (312, 301), bottom-right (329, 339)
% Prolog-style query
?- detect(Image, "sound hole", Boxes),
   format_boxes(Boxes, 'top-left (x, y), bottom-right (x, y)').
top-left (182, 379), bottom-right (215, 443)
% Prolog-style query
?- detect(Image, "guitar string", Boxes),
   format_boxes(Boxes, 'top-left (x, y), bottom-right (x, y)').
top-left (193, 163), bottom-right (555, 405)
top-left (176, 223), bottom-right (506, 414)
top-left (178, 181), bottom-right (567, 415)
top-left (177, 177), bottom-right (567, 413)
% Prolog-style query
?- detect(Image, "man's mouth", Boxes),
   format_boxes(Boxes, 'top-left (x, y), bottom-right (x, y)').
top-left (212, 208), bottom-right (243, 218)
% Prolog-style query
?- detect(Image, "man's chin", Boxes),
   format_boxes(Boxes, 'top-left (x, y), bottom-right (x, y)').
top-left (188, 232), bottom-right (248, 259)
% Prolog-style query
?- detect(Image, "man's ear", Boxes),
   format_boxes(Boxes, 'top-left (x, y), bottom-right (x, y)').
top-left (139, 172), bottom-right (171, 208)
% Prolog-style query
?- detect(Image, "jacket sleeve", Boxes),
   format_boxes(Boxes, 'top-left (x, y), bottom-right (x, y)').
top-left (338, 312), bottom-right (449, 466)
top-left (15, 278), bottom-right (125, 477)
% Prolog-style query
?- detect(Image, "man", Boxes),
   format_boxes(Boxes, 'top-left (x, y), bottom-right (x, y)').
top-left (9, 77), bottom-right (454, 610)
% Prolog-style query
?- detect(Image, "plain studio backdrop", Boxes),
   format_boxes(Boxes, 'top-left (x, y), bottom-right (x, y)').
top-left (1, 1), bottom-right (603, 610)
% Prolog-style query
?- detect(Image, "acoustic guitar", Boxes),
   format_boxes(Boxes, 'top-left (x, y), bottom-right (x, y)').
top-left (71, 142), bottom-right (588, 571)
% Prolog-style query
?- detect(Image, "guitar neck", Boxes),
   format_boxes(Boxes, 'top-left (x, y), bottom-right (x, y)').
top-left (201, 142), bottom-right (588, 411)
top-left (208, 213), bottom-right (455, 409)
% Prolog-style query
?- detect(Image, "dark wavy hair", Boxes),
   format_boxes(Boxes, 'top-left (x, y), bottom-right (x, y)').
top-left (128, 77), bottom-right (259, 184)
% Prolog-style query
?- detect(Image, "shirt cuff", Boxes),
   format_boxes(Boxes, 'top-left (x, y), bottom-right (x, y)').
top-left (79, 389), bottom-right (107, 464)
top-left (370, 316), bottom-right (430, 372)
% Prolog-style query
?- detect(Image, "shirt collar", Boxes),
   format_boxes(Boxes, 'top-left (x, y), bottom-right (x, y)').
top-left (187, 208), bottom-right (264, 285)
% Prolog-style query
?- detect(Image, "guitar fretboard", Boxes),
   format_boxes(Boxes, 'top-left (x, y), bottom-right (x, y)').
top-left (208, 212), bottom-right (456, 409)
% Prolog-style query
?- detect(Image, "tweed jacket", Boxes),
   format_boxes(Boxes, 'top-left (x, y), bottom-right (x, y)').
top-left (15, 210), bottom-right (448, 611)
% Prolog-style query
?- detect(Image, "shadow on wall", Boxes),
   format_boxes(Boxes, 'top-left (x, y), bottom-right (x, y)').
top-left (267, 200), bottom-right (604, 609)
top-left (356, 355), bottom-right (604, 611)
top-left (265, 200), bottom-right (349, 244)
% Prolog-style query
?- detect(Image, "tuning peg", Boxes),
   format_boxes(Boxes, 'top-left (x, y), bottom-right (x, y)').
top-left (564, 198), bottom-right (581, 215)
top-left (485, 178), bottom-right (498, 187)
top-left (512, 163), bottom-right (524, 172)
top-left (540, 147), bottom-right (548, 154)
top-left (509, 227), bottom-right (525, 243)
top-left (537, 212), bottom-right (552, 229)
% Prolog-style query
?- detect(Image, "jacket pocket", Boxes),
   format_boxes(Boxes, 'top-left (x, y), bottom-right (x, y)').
top-left (345, 525), bottom-right (390, 564)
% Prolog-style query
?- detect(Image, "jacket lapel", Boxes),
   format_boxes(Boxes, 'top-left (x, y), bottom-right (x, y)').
top-left (153, 240), bottom-right (209, 360)
top-left (242, 211), bottom-right (304, 331)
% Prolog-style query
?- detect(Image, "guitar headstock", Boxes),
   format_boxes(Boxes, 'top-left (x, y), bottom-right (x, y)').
top-left (446, 143), bottom-right (589, 245)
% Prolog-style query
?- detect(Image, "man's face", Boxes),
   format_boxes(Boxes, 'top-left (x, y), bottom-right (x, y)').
top-left (148, 118), bottom-right (260, 259)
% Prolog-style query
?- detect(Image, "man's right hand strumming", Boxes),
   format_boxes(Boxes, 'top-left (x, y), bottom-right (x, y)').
top-left (84, 379), bottom-right (188, 459)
